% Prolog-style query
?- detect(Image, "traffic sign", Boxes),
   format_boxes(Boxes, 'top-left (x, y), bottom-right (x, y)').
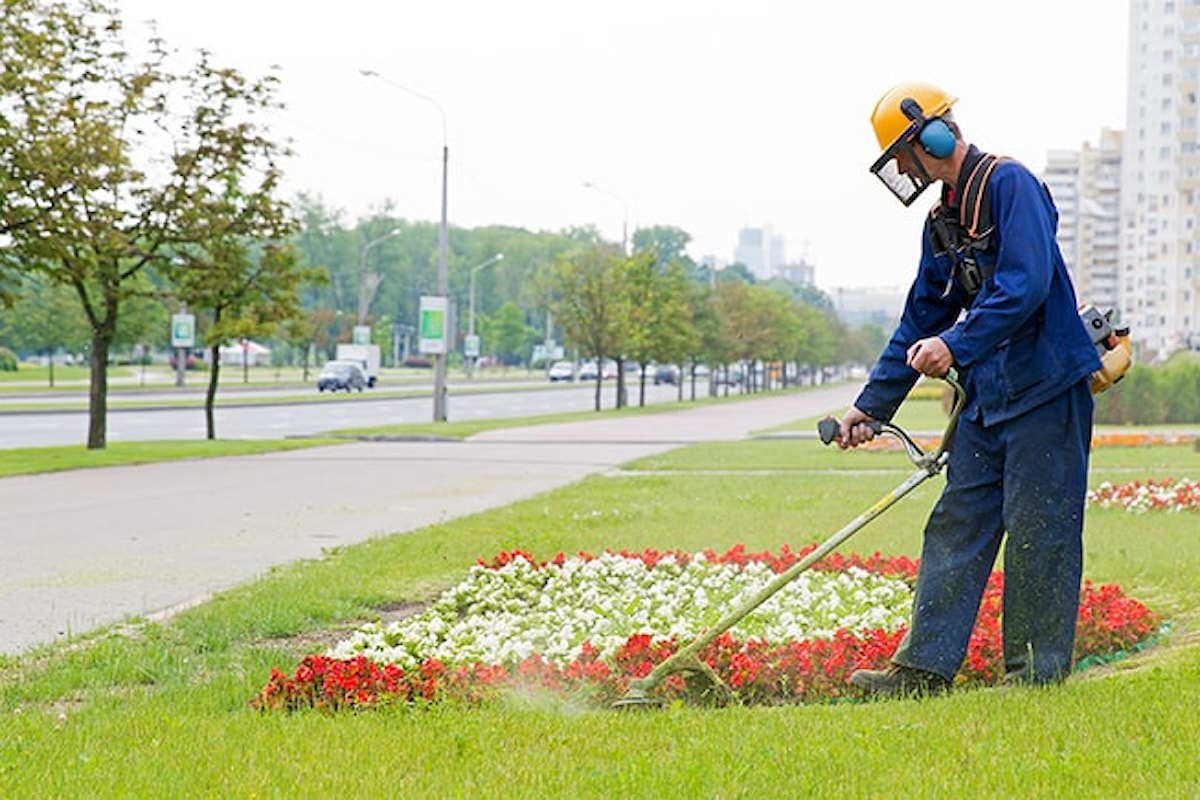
top-left (171, 314), bottom-right (195, 348)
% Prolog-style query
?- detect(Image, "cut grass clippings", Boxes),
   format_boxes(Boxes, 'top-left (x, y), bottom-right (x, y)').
top-left (1, 411), bottom-right (1198, 796)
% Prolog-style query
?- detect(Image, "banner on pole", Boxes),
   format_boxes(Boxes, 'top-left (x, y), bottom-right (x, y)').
top-left (418, 296), bottom-right (448, 355)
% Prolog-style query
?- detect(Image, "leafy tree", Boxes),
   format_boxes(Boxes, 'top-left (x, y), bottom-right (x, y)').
top-left (116, 293), bottom-right (168, 366)
top-left (545, 246), bottom-right (628, 410)
top-left (681, 279), bottom-right (724, 398)
top-left (488, 302), bottom-right (534, 365)
top-left (177, 242), bottom-right (319, 439)
top-left (722, 262), bottom-right (757, 285)
top-left (0, 274), bottom-right (90, 386)
top-left (164, 53), bottom-right (324, 440)
top-left (631, 225), bottom-right (695, 271)
top-left (280, 313), bottom-right (320, 380)
top-left (0, 0), bottom-right (300, 448)
top-left (620, 255), bottom-right (697, 406)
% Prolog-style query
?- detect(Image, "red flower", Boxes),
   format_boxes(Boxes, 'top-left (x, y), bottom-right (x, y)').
top-left (253, 545), bottom-right (1163, 712)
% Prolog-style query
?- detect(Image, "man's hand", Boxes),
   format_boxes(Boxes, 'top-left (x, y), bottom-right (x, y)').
top-left (906, 336), bottom-right (953, 378)
top-left (837, 406), bottom-right (879, 450)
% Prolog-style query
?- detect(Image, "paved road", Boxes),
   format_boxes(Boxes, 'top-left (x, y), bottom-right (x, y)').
top-left (0, 381), bottom-right (689, 448)
top-left (0, 384), bottom-right (858, 655)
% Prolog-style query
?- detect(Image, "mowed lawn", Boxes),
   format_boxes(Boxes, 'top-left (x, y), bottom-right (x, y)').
top-left (0, 419), bottom-right (1197, 797)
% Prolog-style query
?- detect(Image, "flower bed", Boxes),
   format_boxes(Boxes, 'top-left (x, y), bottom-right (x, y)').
top-left (253, 545), bottom-right (1162, 711)
top-left (1087, 478), bottom-right (1200, 513)
top-left (863, 431), bottom-right (1196, 454)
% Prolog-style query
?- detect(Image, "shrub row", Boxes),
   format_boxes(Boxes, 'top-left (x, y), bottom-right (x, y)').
top-left (1094, 359), bottom-right (1200, 424)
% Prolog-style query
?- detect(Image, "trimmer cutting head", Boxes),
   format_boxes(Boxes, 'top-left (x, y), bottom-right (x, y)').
top-left (611, 657), bottom-right (735, 709)
top-left (611, 687), bottom-right (665, 710)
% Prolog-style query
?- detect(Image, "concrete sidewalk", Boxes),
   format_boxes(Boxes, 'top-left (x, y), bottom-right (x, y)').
top-left (0, 385), bottom-right (857, 655)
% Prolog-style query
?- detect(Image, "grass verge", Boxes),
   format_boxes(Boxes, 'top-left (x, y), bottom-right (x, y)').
top-left (0, 439), bottom-right (343, 479)
top-left (0, 386), bottom-right (796, 475)
top-left (1, 419), bottom-right (1197, 796)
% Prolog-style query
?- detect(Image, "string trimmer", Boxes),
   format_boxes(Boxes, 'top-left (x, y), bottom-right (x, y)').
top-left (611, 372), bottom-right (965, 709)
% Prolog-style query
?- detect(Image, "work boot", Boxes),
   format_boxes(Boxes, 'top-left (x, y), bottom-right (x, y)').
top-left (850, 665), bottom-right (951, 698)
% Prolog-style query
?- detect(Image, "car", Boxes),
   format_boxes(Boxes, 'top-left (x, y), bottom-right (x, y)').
top-left (577, 359), bottom-right (618, 381)
top-left (317, 360), bottom-right (367, 392)
top-left (547, 361), bottom-right (575, 382)
top-left (653, 364), bottom-right (679, 385)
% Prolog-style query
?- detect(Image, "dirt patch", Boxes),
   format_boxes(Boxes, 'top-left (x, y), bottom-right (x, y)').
top-left (258, 600), bottom-right (432, 657)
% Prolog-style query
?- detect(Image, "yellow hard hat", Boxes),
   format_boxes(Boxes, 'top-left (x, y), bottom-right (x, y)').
top-left (868, 81), bottom-right (959, 205)
top-left (870, 81), bottom-right (958, 152)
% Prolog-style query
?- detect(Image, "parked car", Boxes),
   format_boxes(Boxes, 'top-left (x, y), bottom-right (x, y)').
top-left (714, 364), bottom-right (744, 386)
top-left (653, 364), bottom-right (679, 385)
top-left (547, 361), bottom-right (575, 382)
top-left (317, 360), bottom-right (367, 392)
top-left (577, 359), bottom-right (618, 381)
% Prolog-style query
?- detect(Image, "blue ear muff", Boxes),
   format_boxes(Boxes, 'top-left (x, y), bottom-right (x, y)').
top-left (919, 118), bottom-right (956, 158)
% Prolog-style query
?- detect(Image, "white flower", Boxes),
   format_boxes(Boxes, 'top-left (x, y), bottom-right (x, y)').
top-left (328, 551), bottom-right (913, 669)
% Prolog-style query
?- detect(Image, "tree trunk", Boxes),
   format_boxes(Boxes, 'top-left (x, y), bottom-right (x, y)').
top-left (205, 344), bottom-right (222, 440)
top-left (614, 357), bottom-right (627, 409)
top-left (86, 329), bottom-right (113, 450)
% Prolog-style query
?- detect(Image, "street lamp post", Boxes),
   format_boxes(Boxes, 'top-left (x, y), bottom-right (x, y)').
top-left (582, 180), bottom-right (629, 256)
top-left (466, 253), bottom-right (503, 379)
top-left (357, 228), bottom-right (401, 325)
top-left (361, 68), bottom-right (451, 421)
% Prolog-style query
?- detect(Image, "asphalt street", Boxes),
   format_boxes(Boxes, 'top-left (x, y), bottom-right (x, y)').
top-left (0, 384), bottom-right (858, 655)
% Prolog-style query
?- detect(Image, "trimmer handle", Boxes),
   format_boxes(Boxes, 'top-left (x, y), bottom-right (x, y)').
top-left (818, 416), bottom-right (883, 446)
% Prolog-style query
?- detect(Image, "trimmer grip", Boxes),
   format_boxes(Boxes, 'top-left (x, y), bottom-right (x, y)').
top-left (818, 417), bottom-right (882, 445)
top-left (818, 417), bottom-right (841, 445)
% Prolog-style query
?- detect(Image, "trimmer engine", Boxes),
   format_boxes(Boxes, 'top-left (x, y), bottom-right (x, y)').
top-left (1079, 305), bottom-right (1132, 394)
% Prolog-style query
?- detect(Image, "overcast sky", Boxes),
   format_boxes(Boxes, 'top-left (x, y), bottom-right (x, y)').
top-left (115, 1), bottom-right (1129, 291)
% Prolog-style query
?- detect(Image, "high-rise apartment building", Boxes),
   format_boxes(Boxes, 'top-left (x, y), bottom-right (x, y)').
top-left (1043, 129), bottom-right (1123, 312)
top-left (732, 225), bottom-right (818, 285)
top-left (734, 226), bottom-right (786, 281)
top-left (1122, 0), bottom-right (1200, 353)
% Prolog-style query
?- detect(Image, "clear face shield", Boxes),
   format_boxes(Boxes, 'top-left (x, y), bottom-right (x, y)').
top-left (869, 126), bottom-right (934, 206)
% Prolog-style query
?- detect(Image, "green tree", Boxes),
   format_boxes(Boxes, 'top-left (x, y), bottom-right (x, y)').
top-left (0, 1), bottom-right (301, 448)
top-left (166, 51), bottom-right (323, 439)
top-left (0, 274), bottom-right (90, 386)
top-left (487, 302), bottom-right (534, 366)
top-left (545, 246), bottom-right (628, 411)
top-left (620, 255), bottom-right (697, 406)
top-left (631, 225), bottom-right (695, 271)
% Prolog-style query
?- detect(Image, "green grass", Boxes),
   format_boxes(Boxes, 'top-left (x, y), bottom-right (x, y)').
top-left (340, 389), bottom-right (753, 439)
top-left (1, 420), bottom-right (1198, 796)
top-left (0, 439), bottom-right (343, 478)
top-left (0, 388), bottom-right (792, 474)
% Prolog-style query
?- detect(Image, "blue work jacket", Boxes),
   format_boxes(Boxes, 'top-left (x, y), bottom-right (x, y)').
top-left (855, 149), bottom-right (1102, 426)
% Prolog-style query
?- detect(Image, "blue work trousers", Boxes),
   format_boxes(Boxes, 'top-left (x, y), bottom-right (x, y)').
top-left (892, 379), bottom-right (1093, 684)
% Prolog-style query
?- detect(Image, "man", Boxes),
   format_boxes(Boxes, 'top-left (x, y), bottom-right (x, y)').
top-left (839, 81), bottom-right (1102, 696)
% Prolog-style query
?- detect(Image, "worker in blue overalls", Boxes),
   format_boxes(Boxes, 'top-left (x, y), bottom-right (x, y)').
top-left (837, 81), bottom-right (1102, 696)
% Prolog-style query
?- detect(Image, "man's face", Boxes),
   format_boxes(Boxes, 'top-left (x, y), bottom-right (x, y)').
top-left (896, 139), bottom-right (934, 181)
top-left (870, 135), bottom-right (934, 206)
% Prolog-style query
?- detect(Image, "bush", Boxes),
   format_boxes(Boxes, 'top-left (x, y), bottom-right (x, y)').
top-left (0, 347), bottom-right (17, 372)
top-left (1094, 358), bottom-right (1200, 424)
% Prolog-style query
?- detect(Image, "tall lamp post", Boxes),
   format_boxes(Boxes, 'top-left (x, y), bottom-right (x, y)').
top-left (357, 228), bottom-right (401, 325)
top-left (361, 68), bottom-right (451, 421)
top-left (466, 252), bottom-right (503, 379)
top-left (582, 180), bottom-right (629, 256)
